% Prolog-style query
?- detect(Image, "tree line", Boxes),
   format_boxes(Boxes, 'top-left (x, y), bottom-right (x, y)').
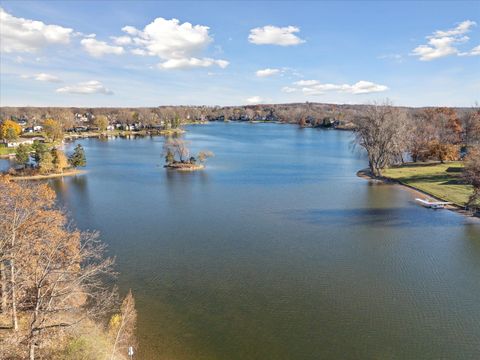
top-left (4, 103), bottom-right (470, 130)
top-left (353, 100), bottom-right (480, 210)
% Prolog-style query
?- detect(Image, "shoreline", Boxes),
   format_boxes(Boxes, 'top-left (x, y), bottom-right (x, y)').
top-left (356, 168), bottom-right (478, 219)
top-left (164, 164), bottom-right (205, 171)
top-left (9, 169), bottom-right (87, 181)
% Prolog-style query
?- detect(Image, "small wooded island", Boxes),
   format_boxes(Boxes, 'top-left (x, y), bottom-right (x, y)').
top-left (163, 138), bottom-right (213, 171)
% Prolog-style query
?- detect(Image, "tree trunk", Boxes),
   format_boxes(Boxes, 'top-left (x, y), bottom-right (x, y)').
top-left (10, 259), bottom-right (18, 331)
top-left (0, 262), bottom-right (7, 313)
top-left (29, 341), bottom-right (35, 360)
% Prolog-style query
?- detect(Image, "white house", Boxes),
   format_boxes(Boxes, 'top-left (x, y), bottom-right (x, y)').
top-left (6, 137), bottom-right (41, 148)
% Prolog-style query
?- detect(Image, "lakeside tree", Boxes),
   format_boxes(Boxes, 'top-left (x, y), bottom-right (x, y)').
top-left (0, 119), bottom-right (22, 142)
top-left (69, 144), bottom-right (87, 168)
top-left (51, 148), bottom-right (69, 172)
top-left (463, 147), bottom-right (480, 212)
top-left (461, 106), bottom-right (480, 152)
top-left (43, 118), bottom-right (63, 141)
top-left (32, 141), bottom-right (49, 166)
top-left (94, 115), bottom-right (110, 131)
top-left (0, 178), bottom-right (132, 359)
top-left (39, 151), bottom-right (54, 174)
top-left (15, 144), bottom-right (30, 167)
top-left (109, 290), bottom-right (137, 360)
top-left (353, 101), bottom-right (408, 177)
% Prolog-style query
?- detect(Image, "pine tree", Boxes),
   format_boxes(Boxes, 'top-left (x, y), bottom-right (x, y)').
top-left (15, 144), bottom-right (30, 167)
top-left (69, 144), bottom-right (86, 168)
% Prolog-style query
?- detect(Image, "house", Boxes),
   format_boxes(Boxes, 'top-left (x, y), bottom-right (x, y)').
top-left (73, 125), bottom-right (88, 132)
top-left (6, 137), bottom-right (41, 148)
top-left (24, 125), bottom-right (43, 133)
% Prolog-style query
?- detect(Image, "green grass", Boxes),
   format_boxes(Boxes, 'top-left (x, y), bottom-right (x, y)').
top-left (0, 146), bottom-right (14, 156)
top-left (383, 161), bottom-right (474, 207)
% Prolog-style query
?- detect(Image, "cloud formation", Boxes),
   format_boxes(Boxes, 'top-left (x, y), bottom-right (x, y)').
top-left (256, 68), bottom-right (281, 77)
top-left (0, 7), bottom-right (73, 53)
top-left (248, 25), bottom-right (305, 46)
top-left (119, 17), bottom-right (228, 69)
top-left (56, 80), bottom-right (113, 95)
top-left (285, 80), bottom-right (388, 95)
top-left (411, 20), bottom-right (479, 60)
top-left (21, 73), bottom-right (62, 83)
top-left (81, 37), bottom-right (124, 57)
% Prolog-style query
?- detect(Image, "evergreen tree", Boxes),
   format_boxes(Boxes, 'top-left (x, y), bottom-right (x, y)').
top-left (69, 144), bottom-right (86, 168)
top-left (32, 141), bottom-right (49, 166)
top-left (15, 144), bottom-right (30, 167)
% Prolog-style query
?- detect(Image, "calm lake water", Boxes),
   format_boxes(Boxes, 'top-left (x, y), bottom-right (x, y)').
top-left (7, 122), bottom-right (480, 359)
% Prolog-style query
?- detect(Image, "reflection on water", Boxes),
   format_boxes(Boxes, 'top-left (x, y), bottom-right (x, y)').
top-left (50, 123), bottom-right (480, 360)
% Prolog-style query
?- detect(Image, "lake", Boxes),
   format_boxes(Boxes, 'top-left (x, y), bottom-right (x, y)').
top-left (10, 122), bottom-right (480, 359)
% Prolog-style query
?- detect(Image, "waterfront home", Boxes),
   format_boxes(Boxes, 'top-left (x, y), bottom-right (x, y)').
top-left (6, 137), bottom-right (42, 148)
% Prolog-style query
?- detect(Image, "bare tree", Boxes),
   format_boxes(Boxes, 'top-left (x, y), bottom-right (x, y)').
top-left (163, 138), bottom-right (189, 162)
top-left (463, 146), bottom-right (480, 211)
top-left (461, 105), bottom-right (480, 151)
top-left (353, 100), bottom-right (408, 177)
top-left (109, 290), bottom-right (137, 360)
top-left (0, 179), bottom-right (116, 360)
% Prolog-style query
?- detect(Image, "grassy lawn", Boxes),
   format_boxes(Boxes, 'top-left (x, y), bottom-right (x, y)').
top-left (0, 146), bottom-right (14, 156)
top-left (383, 161), bottom-right (474, 207)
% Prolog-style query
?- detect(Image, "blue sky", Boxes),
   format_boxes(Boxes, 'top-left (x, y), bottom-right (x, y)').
top-left (0, 0), bottom-right (479, 107)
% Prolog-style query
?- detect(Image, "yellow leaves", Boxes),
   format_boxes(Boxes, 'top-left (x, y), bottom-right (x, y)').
top-left (43, 118), bottom-right (63, 141)
top-left (108, 313), bottom-right (122, 334)
top-left (52, 149), bottom-right (69, 172)
top-left (0, 119), bottom-right (22, 140)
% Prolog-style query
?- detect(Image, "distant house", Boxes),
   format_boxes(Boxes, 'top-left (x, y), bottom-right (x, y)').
top-left (24, 125), bottom-right (43, 133)
top-left (106, 124), bottom-right (115, 131)
top-left (74, 125), bottom-right (88, 132)
top-left (6, 137), bottom-right (42, 148)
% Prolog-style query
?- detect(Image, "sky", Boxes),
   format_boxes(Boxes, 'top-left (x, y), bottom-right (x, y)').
top-left (0, 0), bottom-right (479, 107)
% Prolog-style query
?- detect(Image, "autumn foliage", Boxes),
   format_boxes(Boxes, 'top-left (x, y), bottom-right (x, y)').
top-left (0, 178), bottom-right (136, 359)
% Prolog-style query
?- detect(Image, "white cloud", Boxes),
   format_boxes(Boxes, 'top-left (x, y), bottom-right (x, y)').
top-left (294, 80), bottom-right (319, 86)
top-left (81, 37), bottom-right (124, 57)
top-left (0, 7), bottom-right (73, 53)
top-left (122, 25), bottom-right (140, 36)
top-left (158, 57), bottom-right (229, 70)
top-left (21, 73), bottom-right (62, 83)
top-left (411, 20), bottom-right (478, 61)
top-left (459, 44), bottom-right (480, 57)
top-left (111, 35), bottom-right (132, 45)
top-left (122, 17), bottom-right (228, 69)
top-left (56, 80), bottom-right (113, 95)
top-left (286, 80), bottom-right (388, 95)
top-left (248, 25), bottom-right (305, 46)
top-left (246, 96), bottom-right (263, 104)
top-left (256, 68), bottom-right (281, 77)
